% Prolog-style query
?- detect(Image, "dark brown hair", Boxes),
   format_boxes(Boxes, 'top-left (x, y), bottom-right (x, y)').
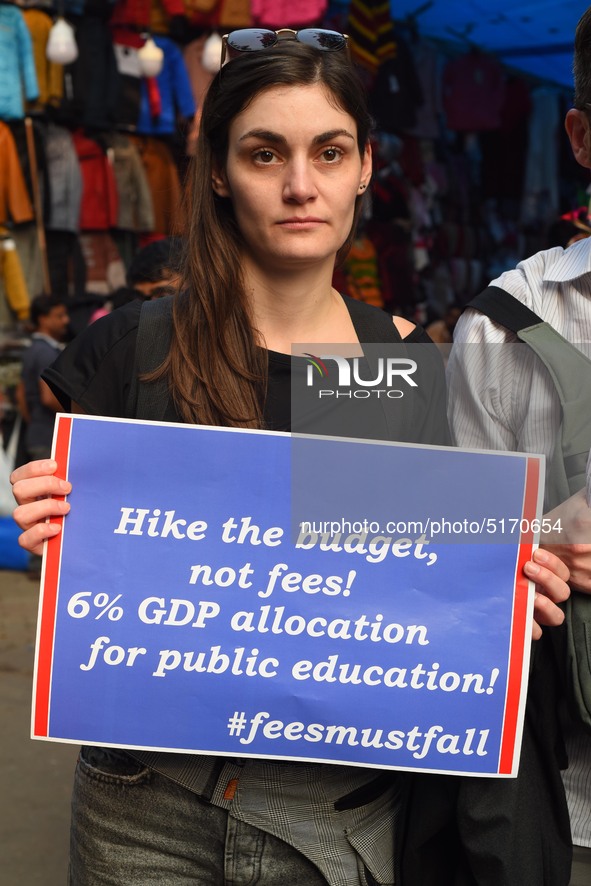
top-left (162, 41), bottom-right (373, 427)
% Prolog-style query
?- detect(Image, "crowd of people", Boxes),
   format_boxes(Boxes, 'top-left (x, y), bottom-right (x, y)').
top-left (7, 9), bottom-right (591, 886)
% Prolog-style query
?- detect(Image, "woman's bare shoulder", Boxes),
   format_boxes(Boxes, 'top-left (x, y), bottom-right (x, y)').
top-left (392, 316), bottom-right (416, 338)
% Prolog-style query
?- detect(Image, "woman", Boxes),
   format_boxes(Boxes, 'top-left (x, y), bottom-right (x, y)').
top-left (11, 32), bottom-right (569, 886)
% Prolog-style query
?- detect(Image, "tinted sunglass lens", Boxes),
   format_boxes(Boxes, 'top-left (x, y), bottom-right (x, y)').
top-left (297, 29), bottom-right (347, 51)
top-left (227, 29), bottom-right (278, 52)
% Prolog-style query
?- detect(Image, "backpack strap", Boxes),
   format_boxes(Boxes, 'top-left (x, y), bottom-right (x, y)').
top-left (126, 295), bottom-right (408, 424)
top-left (468, 284), bottom-right (591, 503)
top-left (467, 285), bottom-right (544, 333)
top-left (342, 294), bottom-right (404, 343)
top-left (469, 284), bottom-right (591, 733)
top-left (342, 295), bottom-right (436, 444)
top-left (125, 296), bottom-right (174, 421)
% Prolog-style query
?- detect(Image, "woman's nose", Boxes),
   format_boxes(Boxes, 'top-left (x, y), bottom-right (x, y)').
top-left (282, 160), bottom-right (318, 202)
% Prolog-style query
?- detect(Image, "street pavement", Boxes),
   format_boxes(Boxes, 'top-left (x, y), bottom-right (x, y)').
top-left (0, 568), bottom-right (78, 885)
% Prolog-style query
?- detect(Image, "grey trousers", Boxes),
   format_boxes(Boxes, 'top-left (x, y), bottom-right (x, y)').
top-left (69, 746), bottom-right (331, 885)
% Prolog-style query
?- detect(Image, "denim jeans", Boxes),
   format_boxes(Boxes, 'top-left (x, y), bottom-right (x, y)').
top-left (69, 746), bottom-right (333, 885)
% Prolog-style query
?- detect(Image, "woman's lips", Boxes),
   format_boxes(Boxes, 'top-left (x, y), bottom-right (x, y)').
top-left (277, 217), bottom-right (326, 228)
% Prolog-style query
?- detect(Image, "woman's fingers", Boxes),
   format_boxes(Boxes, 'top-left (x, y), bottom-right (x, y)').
top-left (13, 496), bottom-right (70, 531)
top-left (12, 474), bottom-right (71, 506)
top-left (10, 458), bottom-right (58, 484)
top-left (18, 520), bottom-right (63, 557)
top-left (11, 459), bottom-right (71, 506)
top-left (10, 458), bottom-right (72, 556)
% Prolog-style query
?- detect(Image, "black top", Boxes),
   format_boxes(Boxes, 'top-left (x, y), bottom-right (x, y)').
top-left (44, 296), bottom-right (449, 446)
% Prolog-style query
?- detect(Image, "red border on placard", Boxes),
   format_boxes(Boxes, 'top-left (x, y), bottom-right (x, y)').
top-left (497, 457), bottom-right (539, 774)
top-left (33, 415), bottom-right (73, 737)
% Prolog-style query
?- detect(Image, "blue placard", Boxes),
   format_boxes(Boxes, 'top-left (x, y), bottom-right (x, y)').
top-left (33, 415), bottom-right (543, 776)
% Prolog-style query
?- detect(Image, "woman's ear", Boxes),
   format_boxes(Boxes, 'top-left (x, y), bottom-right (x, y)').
top-left (211, 168), bottom-right (231, 198)
top-left (359, 141), bottom-right (372, 192)
top-left (565, 109), bottom-right (591, 170)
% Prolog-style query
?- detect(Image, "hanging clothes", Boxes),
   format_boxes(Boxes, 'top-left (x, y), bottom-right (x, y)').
top-left (251, 0), bottom-right (328, 28)
top-left (0, 236), bottom-right (30, 321)
top-left (130, 135), bottom-right (184, 235)
top-left (45, 123), bottom-right (83, 233)
top-left (11, 224), bottom-right (43, 306)
top-left (107, 0), bottom-right (152, 28)
top-left (110, 0), bottom-right (186, 30)
top-left (72, 130), bottom-right (119, 231)
top-left (79, 231), bottom-right (126, 294)
top-left (368, 28), bottom-right (423, 134)
top-left (15, 0), bottom-right (55, 9)
top-left (111, 30), bottom-right (144, 129)
top-left (0, 123), bottom-right (34, 226)
top-left (110, 27), bottom-right (164, 128)
top-left (149, 0), bottom-right (188, 36)
top-left (22, 8), bottom-right (64, 109)
top-left (46, 229), bottom-right (87, 298)
top-left (342, 235), bottom-right (384, 308)
top-left (101, 132), bottom-right (155, 233)
top-left (7, 118), bottom-right (51, 224)
top-left (63, 0), bottom-right (87, 13)
top-left (404, 40), bottom-right (444, 140)
top-left (480, 76), bottom-right (532, 203)
top-left (218, 0), bottom-right (251, 28)
top-left (61, 10), bottom-right (121, 130)
top-left (521, 88), bottom-right (562, 226)
top-left (442, 50), bottom-right (506, 132)
top-left (182, 0), bottom-right (220, 28)
top-left (136, 35), bottom-right (196, 135)
top-left (0, 3), bottom-right (39, 120)
top-left (346, 0), bottom-right (396, 77)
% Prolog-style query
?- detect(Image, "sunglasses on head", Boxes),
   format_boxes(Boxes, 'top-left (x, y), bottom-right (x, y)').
top-left (220, 28), bottom-right (349, 68)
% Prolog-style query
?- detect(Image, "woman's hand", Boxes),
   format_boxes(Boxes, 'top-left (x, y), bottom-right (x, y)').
top-left (525, 548), bottom-right (570, 640)
top-left (11, 459), bottom-right (71, 556)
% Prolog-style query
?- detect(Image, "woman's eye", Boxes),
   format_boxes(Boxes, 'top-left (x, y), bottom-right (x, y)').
top-left (254, 149), bottom-right (276, 164)
top-left (321, 147), bottom-right (343, 162)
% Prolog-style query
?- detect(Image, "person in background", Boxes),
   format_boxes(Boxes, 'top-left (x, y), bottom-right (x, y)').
top-left (89, 238), bottom-right (185, 323)
top-left (16, 293), bottom-right (69, 577)
top-left (17, 294), bottom-right (69, 463)
top-left (425, 303), bottom-right (462, 345)
top-left (448, 7), bottom-right (591, 884)
top-left (124, 236), bottom-right (184, 301)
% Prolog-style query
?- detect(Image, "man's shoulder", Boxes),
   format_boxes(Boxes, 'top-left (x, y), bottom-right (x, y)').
top-left (23, 336), bottom-right (60, 366)
top-left (29, 334), bottom-right (59, 349)
top-left (455, 240), bottom-right (591, 344)
top-left (492, 239), bottom-right (591, 305)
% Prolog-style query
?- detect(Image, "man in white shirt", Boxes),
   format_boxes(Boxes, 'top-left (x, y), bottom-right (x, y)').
top-left (448, 8), bottom-right (591, 884)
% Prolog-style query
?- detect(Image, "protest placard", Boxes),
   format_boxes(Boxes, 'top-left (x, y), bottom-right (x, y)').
top-left (33, 414), bottom-right (544, 776)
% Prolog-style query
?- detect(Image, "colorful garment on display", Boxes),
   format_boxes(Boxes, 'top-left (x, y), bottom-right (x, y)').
top-left (0, 4), bottom-right (39, 119)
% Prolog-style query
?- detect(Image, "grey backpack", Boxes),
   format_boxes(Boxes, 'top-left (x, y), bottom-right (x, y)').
top-left (468, 285), bottom-right (591, 730)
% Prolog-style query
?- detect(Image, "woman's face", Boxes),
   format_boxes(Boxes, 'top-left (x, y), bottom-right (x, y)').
top-left (212, 83), bottom-right (372, 274)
